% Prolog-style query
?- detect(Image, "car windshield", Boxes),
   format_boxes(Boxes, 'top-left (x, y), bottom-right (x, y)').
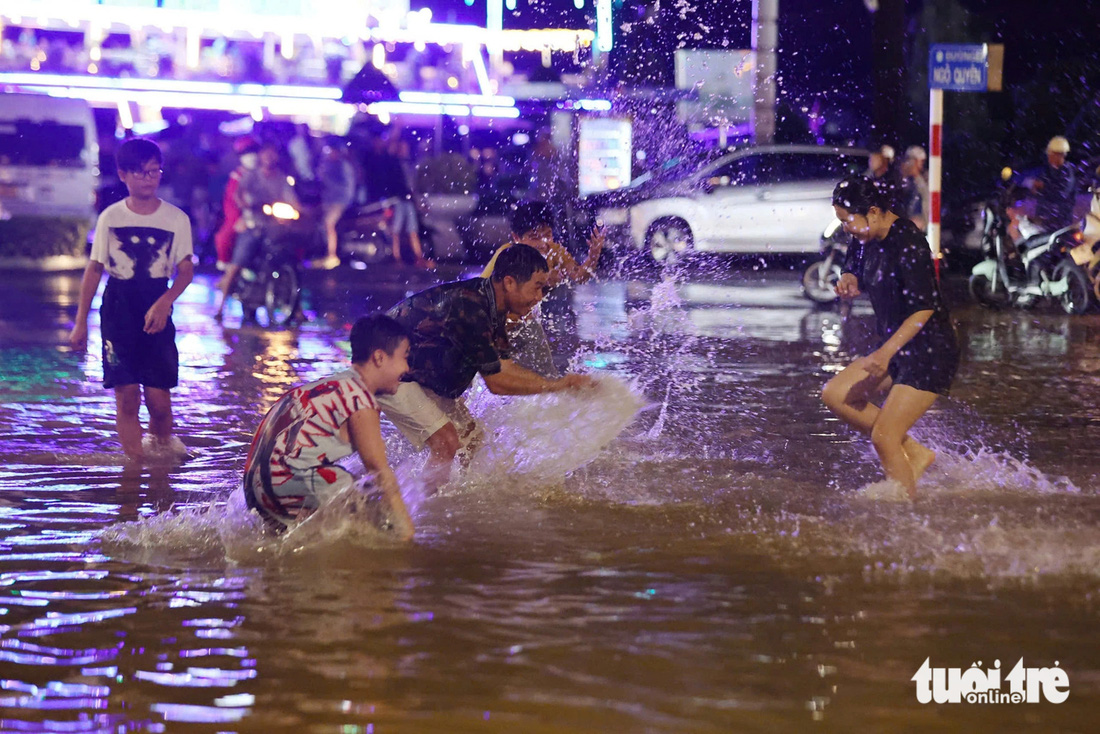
top-left (624, 152), bottom-right (717, 190)
top-left (0, 120), bottom-right (86, 168)
top-left (700, 151), bottom-right (867, 187)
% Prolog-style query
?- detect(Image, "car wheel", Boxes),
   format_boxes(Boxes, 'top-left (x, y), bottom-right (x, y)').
top-left (645, 218), bottom-right (693, 264)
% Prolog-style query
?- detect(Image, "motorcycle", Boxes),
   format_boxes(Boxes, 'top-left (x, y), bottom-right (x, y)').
top-left (968, 168), bottom-right (1092, 314)
top-left (227, 201), bottom-right (304, 327)
top-left (1081, 167), bottom-right (1100, 300)
top-left (801, 218), bottom-right (851, 304)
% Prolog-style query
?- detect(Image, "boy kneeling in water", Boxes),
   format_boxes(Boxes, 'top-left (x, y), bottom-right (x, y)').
top-left (242, 314), bottom-right (415, 538)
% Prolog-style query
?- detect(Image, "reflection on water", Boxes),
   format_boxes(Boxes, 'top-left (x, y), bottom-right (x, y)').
top-left (0, 269), bottom-right (1098, 731)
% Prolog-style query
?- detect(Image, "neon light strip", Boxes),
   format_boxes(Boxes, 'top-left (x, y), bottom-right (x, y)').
top-left (1, 6), bottom-right (594, 52)
top-left (0, 72), bottom-right (233, 94)
top-left (398, 91), bottom-right (515, 107)
top-left (0, 72), bottom-right (343, 100)
top-left (576, 99), bottom-right (612, 111)
top-left (23, 86), bottom-right (353, 117)
top-left (470, 106), bottom-right (520, 118)
top-left (116, 100), bottom-right (133, 130)
top-left (469, 46), bottom-right (493, 96)
top-left (0, 74), bottom-right (525, 111)
top-left (368, 102), bottom-right (519, 119)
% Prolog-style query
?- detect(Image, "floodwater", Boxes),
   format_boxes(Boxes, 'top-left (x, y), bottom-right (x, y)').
top-left (1, 262), bottom-right (1099, 733)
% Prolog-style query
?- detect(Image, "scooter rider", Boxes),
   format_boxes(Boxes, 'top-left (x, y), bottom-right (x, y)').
top-left (1031, 136), bottom-right (1076, 232)
top-left (212, 136), bottom-right (260, 271)
top-left (215, 140), bottom-right (299, 322)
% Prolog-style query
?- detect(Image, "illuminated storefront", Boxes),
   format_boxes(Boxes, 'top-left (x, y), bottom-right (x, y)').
top-left (0, 1), bottom-right (595, 131)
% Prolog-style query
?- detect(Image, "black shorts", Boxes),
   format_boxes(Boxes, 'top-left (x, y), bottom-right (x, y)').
top-left (101, 277), bottom-right (178, 390)
top-left (889, 342), bottom-right (959, 397)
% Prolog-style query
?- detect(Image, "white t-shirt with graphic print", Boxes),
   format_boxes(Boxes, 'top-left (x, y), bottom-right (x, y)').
top-left (90, 199), bottom-right (193, 280)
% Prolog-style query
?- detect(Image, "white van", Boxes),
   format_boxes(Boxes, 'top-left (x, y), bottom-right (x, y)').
top-left (0, 93), bottom-right (98, 222)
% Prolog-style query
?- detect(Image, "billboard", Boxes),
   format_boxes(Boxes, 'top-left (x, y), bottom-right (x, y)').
top-left (578, 117), bottom-right (632, 197)
top-left (674, 49), bottom-right (755, 126)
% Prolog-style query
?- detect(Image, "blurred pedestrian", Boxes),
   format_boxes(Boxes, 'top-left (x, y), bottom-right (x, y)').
top-left (899, 145), bottom-right (930, 232)
top-left (366, 131), bottom-right (431, 267)
top-left (315, 136), bottom-right (356, 269)
top-left (213, 136), bottom-right (259, 271)
top-left (1031, 136), bottom-right (1076, 232)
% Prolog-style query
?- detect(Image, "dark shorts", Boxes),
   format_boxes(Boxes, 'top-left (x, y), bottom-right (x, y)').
top-left (889, 342), bottom-right (959, 397)
top-left (101, 277), bottom-right (178, 390)
top-left (392, 199), bottom-right (418, 235)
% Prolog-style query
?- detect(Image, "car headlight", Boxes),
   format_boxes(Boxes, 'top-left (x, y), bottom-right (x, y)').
top-left (597, 208), bottom-right (629, 226)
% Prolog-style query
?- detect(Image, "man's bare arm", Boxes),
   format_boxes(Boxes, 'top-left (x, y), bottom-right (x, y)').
top-left (482, 359), bottom-right (595, 395)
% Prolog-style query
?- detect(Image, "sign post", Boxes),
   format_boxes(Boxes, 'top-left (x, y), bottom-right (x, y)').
top-left (927, 43), bottom-right (1003, 277)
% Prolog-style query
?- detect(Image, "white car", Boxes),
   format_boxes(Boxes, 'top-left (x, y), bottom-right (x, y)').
top-left (0, 94), bottom-right (99, 223)
top-left (596, 145), bottom-right (868, 261)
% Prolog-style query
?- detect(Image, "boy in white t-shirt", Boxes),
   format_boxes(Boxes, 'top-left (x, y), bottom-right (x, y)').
top-left (243, 314), bottom-right (415, 539)
top-left (69, 138), bottom-right (194, 460)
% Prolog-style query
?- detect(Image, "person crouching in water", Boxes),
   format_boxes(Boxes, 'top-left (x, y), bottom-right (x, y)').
top-left (822, 175), bottom-right (959, 498)
top-left (242, 314), bottom-right (415, 538)
top-left (480, 202), bottom-right (604, 376)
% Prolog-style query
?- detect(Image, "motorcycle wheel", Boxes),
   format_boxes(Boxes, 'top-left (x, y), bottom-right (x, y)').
top-left (968, 269), bottom-right (1011, 309)
top-left (263, 264), bottom-right (300, 327)
top-left (1054, 261), bottom-right (1091, 315)
top-left (801, 259), bottom-right (841, 303)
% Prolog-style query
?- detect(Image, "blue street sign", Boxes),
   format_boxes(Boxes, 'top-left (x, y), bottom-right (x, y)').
top-left (929, 44), bottom-right (990, 91)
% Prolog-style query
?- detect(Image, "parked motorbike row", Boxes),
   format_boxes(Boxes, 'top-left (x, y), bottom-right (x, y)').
top-left (800, 168), bottom-right (1100, 315)
top-left (968, 167), bottom-right (1099, 315)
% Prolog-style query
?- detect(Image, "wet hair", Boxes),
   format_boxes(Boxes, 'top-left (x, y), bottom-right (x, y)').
top-left (490, 242), bottom-right (549, 284)
top-left (350, 314), bottom-right (409, 364)
top-left (116, 138), bottom-right (162, 173)
top-left (511, 201), bottom-right (554, 237)
top-left (832, 175), bottom-right (894, 216)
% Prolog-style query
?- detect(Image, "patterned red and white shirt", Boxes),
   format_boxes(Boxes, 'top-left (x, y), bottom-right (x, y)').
top-left (245, 369), bottom-right (378, 488)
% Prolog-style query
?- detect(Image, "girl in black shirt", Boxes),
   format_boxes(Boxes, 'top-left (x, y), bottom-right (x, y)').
top-left (822, 176), bottom-right (959, 498)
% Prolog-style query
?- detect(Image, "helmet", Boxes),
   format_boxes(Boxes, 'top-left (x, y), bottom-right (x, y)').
top-left (904, 145), bottom-right (927, 162)
top-left (233, 135), bottom-right (261, 155)
top-left (1046, 136), bottom-right (1070, 154)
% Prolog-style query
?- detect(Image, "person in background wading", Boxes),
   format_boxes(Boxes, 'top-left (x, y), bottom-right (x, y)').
top-left (480, 202), bottom-right (604, 377)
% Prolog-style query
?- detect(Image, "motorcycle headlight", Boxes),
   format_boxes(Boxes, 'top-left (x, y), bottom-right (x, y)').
top-left (265, 202), bottom-right (300, 220)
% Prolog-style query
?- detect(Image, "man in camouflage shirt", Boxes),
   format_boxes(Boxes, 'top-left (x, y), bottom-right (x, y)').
top-left (380, 243), bottom-right (595, 487)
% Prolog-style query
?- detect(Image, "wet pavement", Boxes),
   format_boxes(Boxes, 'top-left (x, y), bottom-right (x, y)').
top-left (1, 258), bottom-right (1099, 732)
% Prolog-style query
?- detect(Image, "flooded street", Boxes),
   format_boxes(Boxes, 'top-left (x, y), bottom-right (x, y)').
top-left (2, 263), bottom-right (1099, 732)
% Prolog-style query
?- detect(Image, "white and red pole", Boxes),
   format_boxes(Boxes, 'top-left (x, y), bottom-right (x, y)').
top-left (928, 87), bottom-right (944, 279)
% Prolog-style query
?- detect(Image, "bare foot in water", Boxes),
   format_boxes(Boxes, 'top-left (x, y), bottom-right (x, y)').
top-left (906, 443), bottom-right (936, 482)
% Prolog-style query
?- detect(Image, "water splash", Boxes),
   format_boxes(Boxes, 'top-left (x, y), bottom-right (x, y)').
top-left (96, 376), bottom-right (644, 560)
top-left (96, 480), bottom-right (407, 566)
top-left (461, 375), bottom-right (645, 486)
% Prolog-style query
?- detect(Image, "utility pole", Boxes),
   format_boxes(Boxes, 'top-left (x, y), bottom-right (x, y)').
top-left (752, 0), bottom-right (778, 144)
